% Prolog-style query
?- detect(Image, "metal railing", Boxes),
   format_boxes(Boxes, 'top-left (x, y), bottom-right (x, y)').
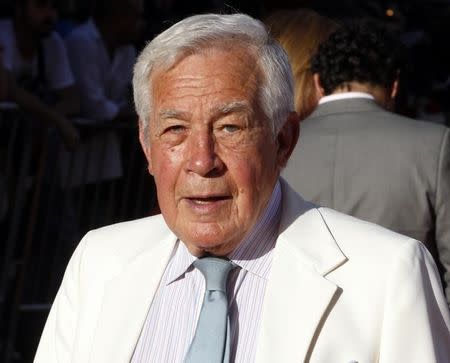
top-left (0, 104), bottom-right (157, 362)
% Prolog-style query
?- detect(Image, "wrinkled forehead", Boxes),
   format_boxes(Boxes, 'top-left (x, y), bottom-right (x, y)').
top-left (150, 44), bottom-right (263, 113)
top-left (148, 43), bottom-right (264, 116)
top-left (151, 39), bottom-right (260, 81)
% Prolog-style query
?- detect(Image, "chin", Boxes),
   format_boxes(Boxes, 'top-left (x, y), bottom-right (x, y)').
top-left (183, 232), bottom-right (239, 257)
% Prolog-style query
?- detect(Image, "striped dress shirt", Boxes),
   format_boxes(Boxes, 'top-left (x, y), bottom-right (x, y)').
top-left (131, 181), bottom-right (282, 362)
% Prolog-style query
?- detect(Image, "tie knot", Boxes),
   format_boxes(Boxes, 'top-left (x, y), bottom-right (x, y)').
top-left (194, 257), bottom-right (233, 292)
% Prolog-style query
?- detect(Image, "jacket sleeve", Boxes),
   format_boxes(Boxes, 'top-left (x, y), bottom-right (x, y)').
top-left (33, 235), bottom-right (88, 362)
top-left (378, 240), bottom-right (450, 362)
top-left (435, 128), bottom-right (450, 307)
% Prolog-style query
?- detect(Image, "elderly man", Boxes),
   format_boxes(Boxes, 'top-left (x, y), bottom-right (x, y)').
top-left (35, 14), bottom-right (450, 363)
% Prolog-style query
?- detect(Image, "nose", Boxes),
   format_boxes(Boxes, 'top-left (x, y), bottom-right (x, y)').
top-left (185, 130), bottom-right (223, 177)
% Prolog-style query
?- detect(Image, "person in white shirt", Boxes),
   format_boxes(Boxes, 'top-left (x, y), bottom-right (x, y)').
top-left (35, 14), bottom-right (450, 363)
top-left (61, 0), bottom-right (143, 186)
top-left (65, 0), bottom-right (142, 122)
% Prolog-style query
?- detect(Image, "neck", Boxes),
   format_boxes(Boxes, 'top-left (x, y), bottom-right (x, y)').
top-left (332, 81), bottom-right (373, 95)
top-left (332, 81), bottom-right (393, 110)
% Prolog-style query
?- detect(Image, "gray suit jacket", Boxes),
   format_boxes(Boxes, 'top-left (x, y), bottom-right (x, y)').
top-left (283, 97), bottom-right (450, 304)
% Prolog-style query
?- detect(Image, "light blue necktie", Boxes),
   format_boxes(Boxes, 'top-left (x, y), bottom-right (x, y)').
top-left (184, 257), bottom-right (234, 363)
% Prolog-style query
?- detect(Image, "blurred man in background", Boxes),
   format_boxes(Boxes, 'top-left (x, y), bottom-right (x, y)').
top-left (283, 20), bottom-right (450, 306)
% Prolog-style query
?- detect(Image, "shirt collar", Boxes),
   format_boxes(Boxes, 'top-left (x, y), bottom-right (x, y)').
top-left (228, 180), bottom-right (281, 279)
top-left (164, 241), bottom-right (196, 286)
top-left (319, 92), bottom-right (374, 105)
top-left (165, 180), bottom-right (282, 284)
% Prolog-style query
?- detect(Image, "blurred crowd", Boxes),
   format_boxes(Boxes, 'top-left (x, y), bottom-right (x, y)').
top-left (1, 0), bottom-right (447, 120)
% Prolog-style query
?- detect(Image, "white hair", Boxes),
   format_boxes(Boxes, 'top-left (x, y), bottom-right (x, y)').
top-left (132, 13), bottom-right (294, 136)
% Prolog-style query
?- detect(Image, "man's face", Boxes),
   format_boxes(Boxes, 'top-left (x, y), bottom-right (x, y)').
top-left (23, 0), bottom-right (57, 37)
top-left (140, 47), bottom-right (296, 256)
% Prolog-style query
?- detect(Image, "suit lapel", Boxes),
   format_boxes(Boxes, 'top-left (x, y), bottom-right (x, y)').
top-left (255, 181), bottom-right (347, 363)
top-left (89, 232), bottom-right (177, 363)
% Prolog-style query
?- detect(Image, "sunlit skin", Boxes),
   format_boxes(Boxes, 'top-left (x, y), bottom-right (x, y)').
top-left (140, 46), bottom-right (299, 256)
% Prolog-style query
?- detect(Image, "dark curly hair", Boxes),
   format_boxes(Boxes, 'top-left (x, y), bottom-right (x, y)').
top-left (311, 19), bottom-right (405, 95)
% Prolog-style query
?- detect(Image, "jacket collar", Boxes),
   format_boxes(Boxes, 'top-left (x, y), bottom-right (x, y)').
top-left (310, 97), bottom-right (384, 119)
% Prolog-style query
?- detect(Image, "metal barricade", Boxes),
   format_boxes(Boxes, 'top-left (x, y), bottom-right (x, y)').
top-left (0, 106), bottom-right (157, 362)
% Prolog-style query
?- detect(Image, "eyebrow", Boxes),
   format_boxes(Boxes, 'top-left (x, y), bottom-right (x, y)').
top-left (214, 101), bottom-right (252, 115)
top-left (158, 109), bottom-right (191, 120)
top-left (158, 101), bottom-right (252, 121)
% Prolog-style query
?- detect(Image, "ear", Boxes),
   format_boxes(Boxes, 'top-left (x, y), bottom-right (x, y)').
top-left (390, 78), bottom-right (399, 100)
top-left (138, 120), bottom-right (154, 175)
top-left (276, 112), bottom-right (300, 168)
top-left (313, 73), bottom-right (325, 99)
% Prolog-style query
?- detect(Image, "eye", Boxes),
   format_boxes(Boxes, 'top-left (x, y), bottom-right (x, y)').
top-left (221, 124), bottom-right (240, 133)
top-left (164, 125), bottom-right (186, 134)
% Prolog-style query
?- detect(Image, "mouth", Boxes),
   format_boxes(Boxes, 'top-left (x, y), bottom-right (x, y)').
top-left (181, 194), bottom-right (233, 216)
top-left (187, 196), bottom-right (232, 204)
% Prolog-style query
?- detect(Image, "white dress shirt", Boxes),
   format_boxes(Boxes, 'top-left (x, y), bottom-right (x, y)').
top-left (131, 181), bottom-right (282, 362)
top-left (318, 91), bottom-right (374, 105)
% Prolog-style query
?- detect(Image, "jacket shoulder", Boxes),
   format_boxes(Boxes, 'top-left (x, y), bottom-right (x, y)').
top-left (312, 103), bottom-right (446, 133)
top-left (319, 207), bottom-right (411, 239)
top-left (317, 207), bottom-right (423, 257)
top-left (78, 215), bottom-right (173, 266)
top-left (382, 114), bottom-right (448, 137)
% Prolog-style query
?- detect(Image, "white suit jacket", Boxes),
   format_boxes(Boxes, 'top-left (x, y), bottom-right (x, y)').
top-left (35, 180), bottom-right (450, 363)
